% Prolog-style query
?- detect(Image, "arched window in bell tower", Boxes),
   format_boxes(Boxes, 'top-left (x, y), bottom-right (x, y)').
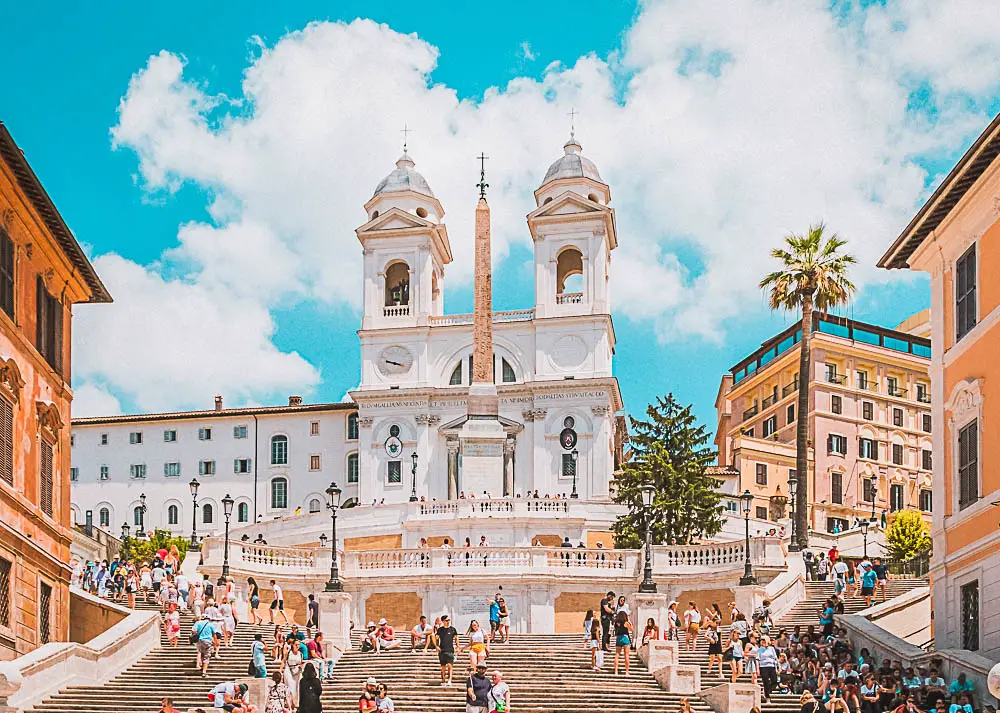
top-left (556, 248), bottom-right (583, 301)
top-left (384, 262), bottom-right (410, 306)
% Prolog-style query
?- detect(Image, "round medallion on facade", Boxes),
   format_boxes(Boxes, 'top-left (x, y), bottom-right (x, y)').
top-left (560, 428), bottom-right (578, 450)
top-left (385, 435), bottom-right (403, 457)
top-left (551, 335), bottom-right (588, 370)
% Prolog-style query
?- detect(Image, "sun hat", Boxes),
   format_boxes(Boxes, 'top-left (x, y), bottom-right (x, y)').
top-left (367, 621), bottom-right (375, 627)
top-left (366, 677), bottom-right (377, 685)
top-left (378, 618), bottom-right (387, 625)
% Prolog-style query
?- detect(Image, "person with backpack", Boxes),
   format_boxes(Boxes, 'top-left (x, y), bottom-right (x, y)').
top-left (753, 599), bottom-right (774, 631)
top-left (803, 550), bottom-right (816, 581)
top-left (192, 613), bottom-right (215, 677)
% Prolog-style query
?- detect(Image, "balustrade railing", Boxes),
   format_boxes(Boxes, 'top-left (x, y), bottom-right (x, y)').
top-left (416, 498), bottom-right (571, 517)
top-left (341, 546), bottom-right (638, 577)
top-left (658, 542), bottom-right (746, 568)
top-left (429, 309), bottom-right (535, 327)
top-left (384, 305), bottom-right (410, 317)
top-left (238, 543), bottom-right (317, 570)
top-left (556, 292), bottom-right (583, 305)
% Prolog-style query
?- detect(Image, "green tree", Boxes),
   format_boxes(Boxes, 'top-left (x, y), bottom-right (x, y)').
top-left (884, 509), bottom-right (931, 560)
top-left (612, 394), bottom-right (722, 548)
top-left (760, 225), bottom-right (855, 549)
top-left (120, 529), bottom-right (191, 563)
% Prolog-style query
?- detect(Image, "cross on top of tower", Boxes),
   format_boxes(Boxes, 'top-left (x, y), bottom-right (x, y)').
top-left (567, 107), bottom-right (577, 138)
top-left (400, 123), bottom-right (413, 151)
top-left (476, 153), bottom-right (489, 199)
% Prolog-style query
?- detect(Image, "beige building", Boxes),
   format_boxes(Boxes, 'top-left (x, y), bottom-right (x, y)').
top-left (715, 313), bottom-right (933, 533)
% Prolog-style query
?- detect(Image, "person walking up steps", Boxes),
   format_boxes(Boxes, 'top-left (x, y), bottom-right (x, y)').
top-left (269, 580), bottom-right (288, 625)
top-left (589, 616), bottom-right (602, 671)
top-left (192, 614), bottom-right (215, 677)
top-left (726, 630), bottom-right (744, 683)
top-left (705, 622), bottom-right (723, 678)
top-left (436, 614), bottom-right (459, 686)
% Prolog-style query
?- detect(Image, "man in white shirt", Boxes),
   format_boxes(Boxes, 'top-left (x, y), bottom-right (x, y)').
top-left (411, 615), bottom-right (434, 651)
top-left (268, 580), bottom-right (288, 625)
top-left (174, 573), bottom-right (189, 609)
top-left (832, 560), bottom-right (849, 595)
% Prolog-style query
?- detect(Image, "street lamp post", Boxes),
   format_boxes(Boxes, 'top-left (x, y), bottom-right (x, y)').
top-left (137, 493), bottom-right (147, 539)
top-left (217, 494), bottom-right (234, 585)
top-left (787, 475), bottom-right (801, 552)
top-left (638, 484), bottom-right (657, 593)
top-left (409, 452), bottom-right (418, 502)
top-left (570, 449), bottom-right (579, 499)
top-left (189, 478), bottom-right (200, 547)
top-left (860, 518), bottom-right (870, 559)
top-left (324, 482), bottom-right (343, 592)
top-left (869, 475), bottom-right (878, 522)
top-left (739, 489), bottom-right (758, 586)
top-left (121, 522), bottom-right (130, 540)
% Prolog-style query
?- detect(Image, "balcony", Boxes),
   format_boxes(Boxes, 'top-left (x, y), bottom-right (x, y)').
top-left (556, 292), bottom-right (583, 305)
top-left (826, 373), bottom-right (847, 385)
top-left (743, 405), bottom-right (759, 420)
top-left (383, 304), bottom-right (410, 317)
top-left (888, 386), bottom-right (908, 398)
top-left (857, 381), bottom-right (878, 393)
top-left (917, 392), bottom-right (931, 404)
top-left (782, 382), bottom-right (798, 398)
top-left (762, 394), bottom-right (776, 409)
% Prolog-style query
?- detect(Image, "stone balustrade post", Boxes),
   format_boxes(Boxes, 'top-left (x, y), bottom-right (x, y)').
top-left (700, 683), bottom-right (761, 713)
top-left (734, 585), bottom-right (767, 619)
top-left (317, 592), bottom-right (354, 659)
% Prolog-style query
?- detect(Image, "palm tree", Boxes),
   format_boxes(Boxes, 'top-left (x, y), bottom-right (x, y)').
top-left (760, 224), bottom-right (856, 550)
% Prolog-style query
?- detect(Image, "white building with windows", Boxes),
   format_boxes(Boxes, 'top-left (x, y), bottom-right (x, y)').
top-left (69, 133), bottom-right (626, 539)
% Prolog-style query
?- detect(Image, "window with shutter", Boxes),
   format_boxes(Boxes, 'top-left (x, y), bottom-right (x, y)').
top-left (0, 397), bottom-right (12, 486)
top-left (35, 277), bottom-right (63, 376)
top-left (892, 443), bottom-right (904, 465)
top-left (831, 472), bottom-right (843, 504)
top-left (40, 440), bottom-right (53, 517)
top-left (0, 228), bottom-right (13, 320)
top-left (39, 582), bottom-right (52, 644)
top-left (956, 245), bottom-right (977, 341)
top-left (958, 420), bottom-right (978, 510)
top-left (0, 557), bottom-right (10, 628)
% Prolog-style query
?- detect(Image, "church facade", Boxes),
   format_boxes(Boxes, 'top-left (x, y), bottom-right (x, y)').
top-left (69, 134), bottom-right (626, 537)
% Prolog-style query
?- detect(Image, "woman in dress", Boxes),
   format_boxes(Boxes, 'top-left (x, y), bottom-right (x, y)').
top-left (163, 602), bottom-right (181, 647)
top-left (744, 633), bottom-right (760, 685)
top-left (463, 620), bottom-right (489, 670)
top-left (283, 634), bottom-right (305, 706)
top-left (220, 596), bottom-right (237, 648)
top-left (298, 663), bottom-right (323, 713)
top-left (248, 577), bottom-right (263, 625)
top-left (266, 671), bottom-right (293, 713)
top-left (126, 567), bottom-right (138, 610)
top-left (666, 601), bottom-right (680, 641)
top-left (612, 610), bottom-right (633, 676)
top-left (139, 564), bottom-right (153, 602)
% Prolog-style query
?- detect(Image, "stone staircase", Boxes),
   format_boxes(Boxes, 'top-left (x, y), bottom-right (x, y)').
top-left (24, 578), bottom-right (928, 713)
top-left (678, 578), bottom-right (926, 713)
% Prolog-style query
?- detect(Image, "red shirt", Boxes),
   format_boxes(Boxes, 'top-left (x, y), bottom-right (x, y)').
top-left (828, 548), bottom-right (839, 563)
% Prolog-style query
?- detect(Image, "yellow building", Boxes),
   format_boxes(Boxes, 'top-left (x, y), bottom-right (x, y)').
top-left (879, 110), bottom-right (1000, 658)
top-left (0, 122), bottom-right (111, 658)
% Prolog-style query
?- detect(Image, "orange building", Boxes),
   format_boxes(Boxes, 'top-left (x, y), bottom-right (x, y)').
top-left (879, 111), bottom-right (1000, 659)
top-left (0, 122), bottom-right (111, 658)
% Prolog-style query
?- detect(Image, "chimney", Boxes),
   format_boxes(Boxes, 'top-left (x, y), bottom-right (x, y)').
top-left (214, 395), bottom-right (223, 412)
top-left (288, 395), bottom-right (303, 407)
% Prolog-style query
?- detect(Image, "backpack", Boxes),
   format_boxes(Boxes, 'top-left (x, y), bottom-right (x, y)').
top-left (752, 605), bottom-right (767, 622)
top-left (204, 582), bottom-right (214, 599)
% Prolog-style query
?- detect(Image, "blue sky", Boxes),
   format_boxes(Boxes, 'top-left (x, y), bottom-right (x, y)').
top-left (2, 1), bottom-right (998, 430)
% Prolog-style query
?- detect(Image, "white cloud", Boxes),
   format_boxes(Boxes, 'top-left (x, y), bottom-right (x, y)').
top-left (73, 383), bottom-right (123, 418)
top-left (519, 41), bottom-right (537, 62)
top-left (77, 4), bottom-right (1000, 412)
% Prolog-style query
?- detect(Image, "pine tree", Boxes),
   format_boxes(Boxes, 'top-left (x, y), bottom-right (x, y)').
top-left (884, 509), bottom-right (931, 560)
top-left (612, 393), bottom-right (723, 547)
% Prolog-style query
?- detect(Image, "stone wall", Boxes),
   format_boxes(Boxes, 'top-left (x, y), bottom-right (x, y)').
top-left (674, 588), bottom-right (736, 622)
top-left (69, 589), bottom-right (128, 644)
top-left (364, 591), bottom-right (423, 630)
top-left (554, 591), bottom-right (605, 634)
top-left (345, 534), bottom-right (403, 551)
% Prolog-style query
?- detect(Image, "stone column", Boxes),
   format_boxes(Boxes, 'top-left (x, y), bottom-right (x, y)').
top-left (447, 439), bottom-right (459, 500)
top-left (503, 437), bottom-right (516, 496)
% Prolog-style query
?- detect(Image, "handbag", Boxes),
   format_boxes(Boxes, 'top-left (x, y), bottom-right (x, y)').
top-left (248, 660), bottom-right (257, 676)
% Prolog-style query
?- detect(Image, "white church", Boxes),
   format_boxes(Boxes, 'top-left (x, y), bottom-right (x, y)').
top-left (69, 132), bottom-right (626, 543)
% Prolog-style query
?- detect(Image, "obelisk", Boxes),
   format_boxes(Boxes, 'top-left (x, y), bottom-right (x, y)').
top-left (459, 155), bottom-right (506, 496)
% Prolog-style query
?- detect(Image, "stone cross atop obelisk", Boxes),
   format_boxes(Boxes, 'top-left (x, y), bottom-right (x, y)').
top-left (459, 153), bottom-right (506, 497)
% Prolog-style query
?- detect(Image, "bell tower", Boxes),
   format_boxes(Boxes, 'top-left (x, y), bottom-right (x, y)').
top-left (356, 149), bottom-right (451, 330)
top-left (527, 133), bottom-right (617, 318)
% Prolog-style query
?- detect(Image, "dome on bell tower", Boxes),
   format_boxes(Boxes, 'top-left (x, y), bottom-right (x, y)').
top-left (539, 133), bottom-right (603, 187)
top-left (373, 149), bottom-right (435, 198)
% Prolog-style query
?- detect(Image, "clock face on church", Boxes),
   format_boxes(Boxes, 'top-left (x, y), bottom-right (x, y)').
top-left (377, 345), bottom-right (414, 376)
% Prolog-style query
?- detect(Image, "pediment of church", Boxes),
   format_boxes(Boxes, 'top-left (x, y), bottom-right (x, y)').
top-left (528, 192), bottom-right (606, 220)
top-left (358, 207), bottom-right (435, 234)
